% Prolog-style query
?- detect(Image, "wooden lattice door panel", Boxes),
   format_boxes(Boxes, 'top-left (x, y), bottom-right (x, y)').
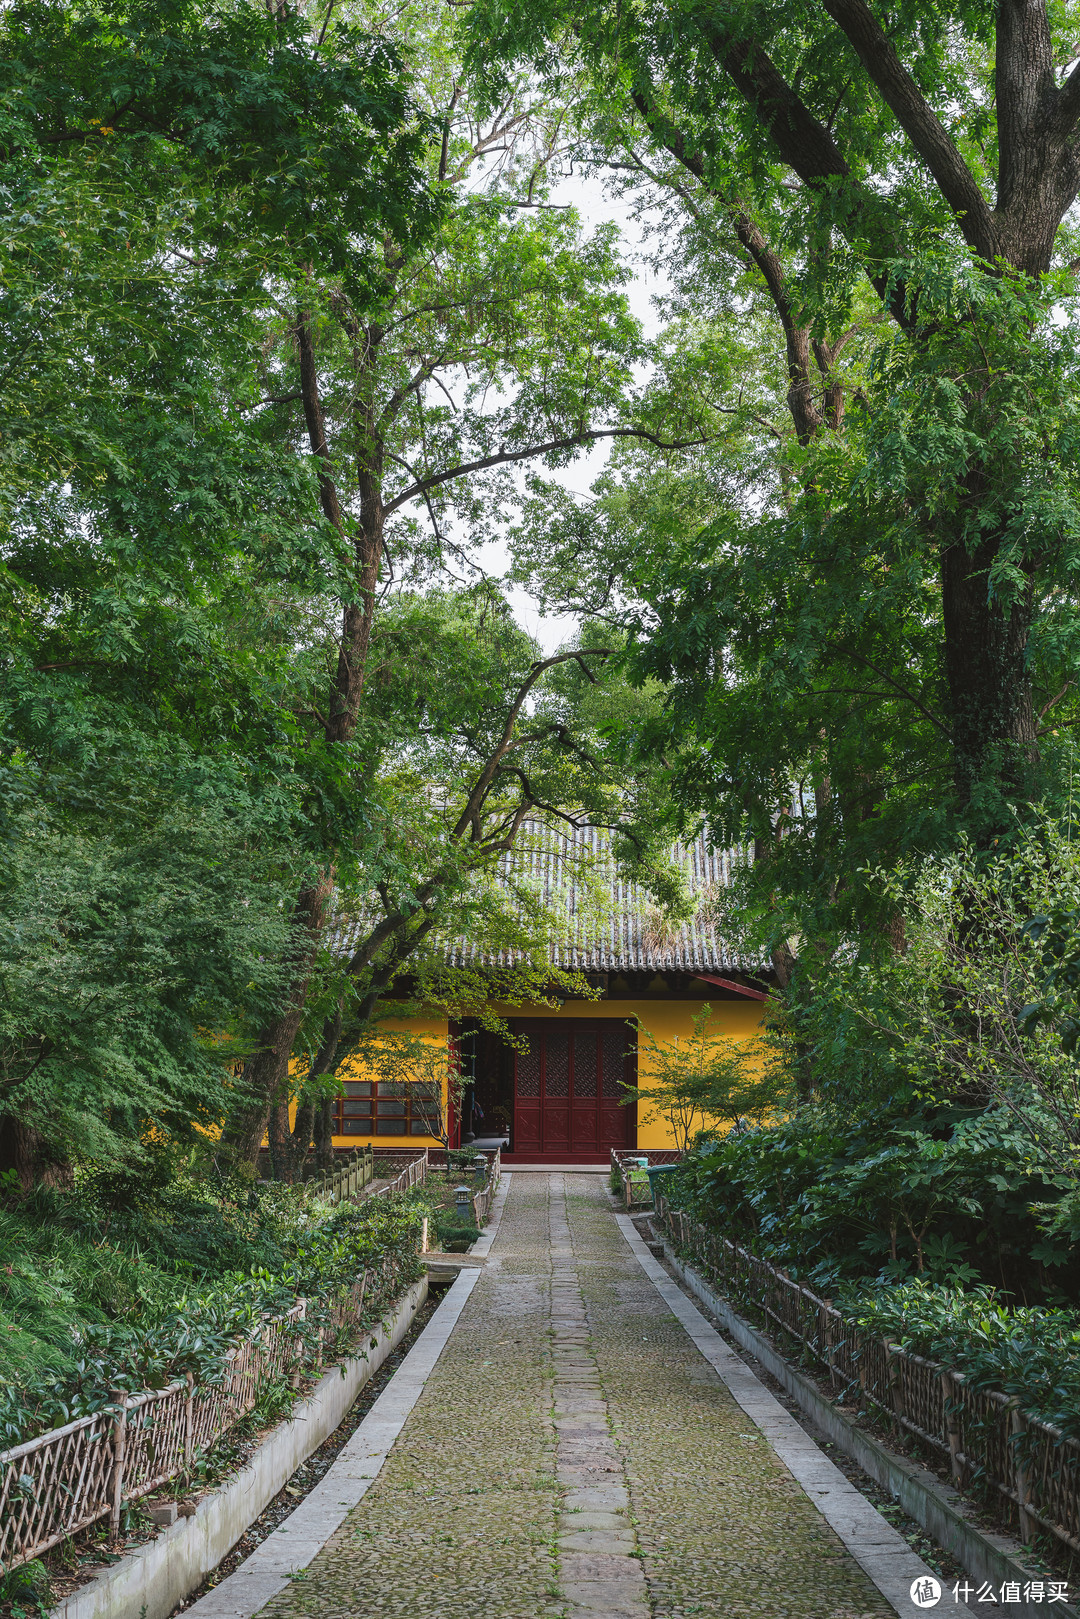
top-left (571, 1031), bottom-right (598, 1149)
top-left (543, 1032), bottom-right (570, 1151)
top-left (513, 1039), bottom-right (541, 1151)
top-left (512, 1020), bottom-right (634, 1156)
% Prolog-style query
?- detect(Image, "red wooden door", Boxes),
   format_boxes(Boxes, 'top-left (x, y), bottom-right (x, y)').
top-left (513, 1021), bottom-right (633, 1158)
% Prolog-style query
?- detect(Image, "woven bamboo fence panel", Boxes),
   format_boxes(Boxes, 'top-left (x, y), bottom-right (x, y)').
top-left (471, 1148), bottom-right (502, 1227)
top-left (0, 1265), bottom-right (405, 1575)
top-left (654, 1195), bottom-right (1080, 1557)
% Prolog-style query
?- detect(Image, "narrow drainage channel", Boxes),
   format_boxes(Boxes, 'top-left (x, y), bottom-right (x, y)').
top-left (549, 1176), bottom-right (651, 1619)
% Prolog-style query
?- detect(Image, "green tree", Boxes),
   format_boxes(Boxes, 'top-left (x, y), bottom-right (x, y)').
top-left (270, 590), bottom-right (687, 1178)
top-left (0, 0), bottom-right (436, 1181)
top-left (623, 1004), bottom-right (782, 1152)
top-left (472, 0), bottom-right (1080, 804)
top-left (217, 0), bottom-right (722, 1170)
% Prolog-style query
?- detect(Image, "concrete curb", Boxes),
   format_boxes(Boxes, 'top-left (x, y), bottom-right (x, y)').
top-left (179, 1264), bottom-right (482, 1619)
top-left (51, 1279), bottom-right (428, 1619)
top-left (657, 1235), bottom-right (1077, 1619)
top-left (617, 1215), bottom-right (981, 1619)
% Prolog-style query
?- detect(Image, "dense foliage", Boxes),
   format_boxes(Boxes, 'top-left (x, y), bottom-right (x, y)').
top-left (670, 1106), bottom-right (1077, 1301)
top-left (663, 1113), bottom-right (1080, 1438)
top-left (6, 0), bottom-right (1080, 1455)
top-left (0, 1152), bottom-right (423, 1447)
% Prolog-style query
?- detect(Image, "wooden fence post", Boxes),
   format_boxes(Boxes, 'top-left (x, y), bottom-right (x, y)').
top-left (940, 1370), bottom-right (964, 1485)
top-left (184, 1372), bottom-right (195, 1473)
top-left (885, 1344), bottom-right (905, 1432)
top-left (1009, 1400), bottom-right (1035, 1542)
top-left (109, 1394), bottom-right (128, 1538)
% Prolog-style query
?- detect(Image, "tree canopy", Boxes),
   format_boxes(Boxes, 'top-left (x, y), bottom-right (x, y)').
top-left (6, 0), bottom-right (1080, 1183)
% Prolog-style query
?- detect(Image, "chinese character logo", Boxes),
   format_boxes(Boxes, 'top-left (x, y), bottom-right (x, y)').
top-left (910, 1576), bottom-right (941, 1608)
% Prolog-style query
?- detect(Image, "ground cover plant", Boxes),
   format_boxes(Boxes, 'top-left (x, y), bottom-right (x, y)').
top-left (0, 1148), bottom-right (423, 1449)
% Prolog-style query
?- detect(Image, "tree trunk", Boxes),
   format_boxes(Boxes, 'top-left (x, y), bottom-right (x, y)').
top-left (0, 1114), bottom-right (72, 1194)
top-left (940, 520), bottom-right (1038, 807)
top-left (267, 1095), bottom-right (294, 1183)
top-left (219, 876), bottom-right (332, 1172)
top-left (314, 1099), bottom-right (334, 1172)
top-left (289, 1096), bottom-right (317, 1182)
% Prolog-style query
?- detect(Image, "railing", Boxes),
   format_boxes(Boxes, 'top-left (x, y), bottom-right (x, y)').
top-left (0, 1254), bottom-right (406, 1575)
top-left (309, 1145), bottom-right (374, 1204)
top-left (471, 1147), bottom-right (501, 1227)
top-left (610, 1148), bottom-right (683, 1210)
top-left (367, 1149), bottom-right (429, 1200)
top-left (654, 1195), bottom-right (1080, 1557)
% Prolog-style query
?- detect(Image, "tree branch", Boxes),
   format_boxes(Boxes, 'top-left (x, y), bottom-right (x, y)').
top-left (696, 25), bottom-right (915, 329)
top-left (820, 0), bottom-right (998, 261)
top-left (383, 427), bottom-right (717, 515)
top-left (294, 309), bottom-right (347, 539)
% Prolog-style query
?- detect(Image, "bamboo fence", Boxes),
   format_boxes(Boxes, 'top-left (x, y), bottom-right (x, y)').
top-left (0, 1246), bottom-right (406, 1574)
top-left (654, 1194), bottom-right (1080, 1557)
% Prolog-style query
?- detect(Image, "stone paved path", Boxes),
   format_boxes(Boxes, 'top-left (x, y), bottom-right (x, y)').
top-left (260, 1173), bottom-right (897, 1618)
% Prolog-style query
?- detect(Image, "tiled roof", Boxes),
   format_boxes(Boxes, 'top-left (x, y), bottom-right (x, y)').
top-left (332, 823), bottom-right (765, 976)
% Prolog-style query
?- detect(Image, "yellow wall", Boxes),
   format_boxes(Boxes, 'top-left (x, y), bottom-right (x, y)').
top-left (490, 997), bottom-right (765, 1148)
top-left (320, 997), bottom-right (764, 1153)
top-left (332, 1013), bottom-right (449, 1152)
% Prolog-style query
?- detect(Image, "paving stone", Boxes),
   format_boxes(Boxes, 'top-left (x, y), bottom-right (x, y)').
top-left (258, 1177), bottom-right (559, 1619)
top-left (561, 1553), bottom-right (649, 1581)
top-left (563, 1487), bottom-right (631, 1512)
top-left (562, 1174), bottom-right (895, 1619)
top-left (254, 1173), bottom-right (901, 1619)
top-left (560, 1578), bottom-right (650, 1609)
top-left (560, 1512), bottom-right (632, 1531)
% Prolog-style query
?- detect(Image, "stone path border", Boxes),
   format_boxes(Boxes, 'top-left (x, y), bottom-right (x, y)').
top-left (659, 1234), bottom-right (1072, 1619)
top-left (504, 1164), bottom-right (609, 1173)
top-left (616, 1214), bottom-right (979, 1618)
top-left (183, 1271), bottom-right (481, 1619)
top-left (470, 1169), bottom-right (512, 1257)
top-left (53, 1281), bottom-right (429, 1619)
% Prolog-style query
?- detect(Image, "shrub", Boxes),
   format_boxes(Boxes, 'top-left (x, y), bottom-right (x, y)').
top-left (842, 1281), bottom-right (1080, 1442)
top-left (435, 1221), bottom-right (480, 1252)
top-left (0, 1171), bottom-right (423, 1447)
top-left (670, 1102), bottom-right (1079, 1301)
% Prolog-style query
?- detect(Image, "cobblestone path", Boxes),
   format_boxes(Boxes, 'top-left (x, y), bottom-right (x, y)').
top-left (259, 1173), bottom-right (896, 1619)
top-left (562, 1175), bottom-right (892, 1619)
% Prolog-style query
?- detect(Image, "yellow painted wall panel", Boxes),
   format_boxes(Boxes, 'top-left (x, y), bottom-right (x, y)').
top-left (316, 999), bottom-right (764, 1152)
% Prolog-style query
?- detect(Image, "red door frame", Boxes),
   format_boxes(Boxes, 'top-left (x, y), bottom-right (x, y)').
top-left (507, 1019), bottom-right (636, 1163)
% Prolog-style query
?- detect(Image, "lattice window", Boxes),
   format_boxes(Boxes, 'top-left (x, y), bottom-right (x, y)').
top-left (573, 1033), bottom-right (597, 1097)
top-left (334, 1081), bottom-right (439, 1136)
top-left (517, 1043), bottom-right (540, 1098)
top-left (601, 1029), bottom-right (628, 1097)
top-left (545, 1033), bottom-right (570, 1097)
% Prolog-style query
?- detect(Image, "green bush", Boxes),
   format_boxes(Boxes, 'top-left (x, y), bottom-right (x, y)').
top-left (670, 1102), bottom-right (1080, 1301)
top-left (663, 1102), bottom-right (1080, 1438)
top-left (842, 1281), bottom-right (1080, 1442)
top-left (0, 1558), bottom-right (51, 1618)
top-left (0, 1167), bottom-right (423, 1447)
top-left (435, 1220), bottom-right (481, 1251)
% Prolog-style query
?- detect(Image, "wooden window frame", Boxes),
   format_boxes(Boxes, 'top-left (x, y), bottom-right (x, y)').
top-left (333, 1079), bottom-right (439, 1138)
